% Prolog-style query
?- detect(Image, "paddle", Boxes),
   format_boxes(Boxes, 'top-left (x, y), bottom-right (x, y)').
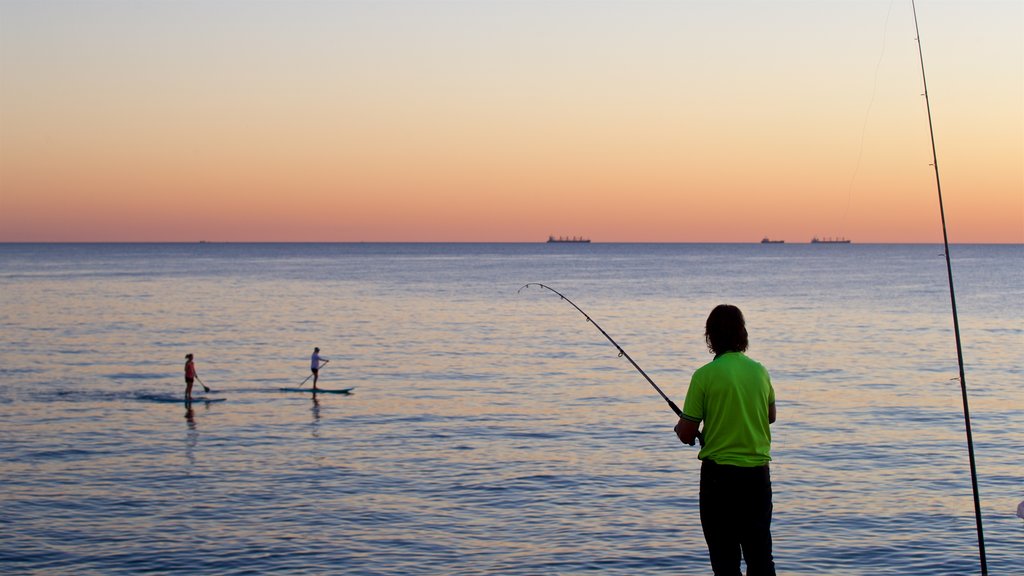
top-left (298, 359), bottom-right (328, 388)
top-left (195, 376), bottom-right (211, 393)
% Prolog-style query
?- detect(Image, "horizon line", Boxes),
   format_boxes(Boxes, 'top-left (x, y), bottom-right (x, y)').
top-left (1, 240), bottom-right (1021, 246)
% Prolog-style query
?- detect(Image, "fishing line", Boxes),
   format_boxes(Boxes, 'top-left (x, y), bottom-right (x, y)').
top-left (518, 283), bottom-right (702, 446)
top-left (841, 0), bottom-right (896, 237)
top-left (911, 1), bottom-right (987, 573)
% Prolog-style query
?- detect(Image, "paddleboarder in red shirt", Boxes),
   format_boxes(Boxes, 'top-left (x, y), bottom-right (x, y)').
top-left (184, 354), bottom-right (198, 402)
top-left (184, 353), bottom-right (209, 402)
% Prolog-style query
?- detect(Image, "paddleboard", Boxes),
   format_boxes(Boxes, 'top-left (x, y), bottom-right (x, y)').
top-left (189, 396), bottom-right (226, 403)
top-left (134, 393), bottom-right (225, 404)
top-left (279, 387), bottom-right (353, 394)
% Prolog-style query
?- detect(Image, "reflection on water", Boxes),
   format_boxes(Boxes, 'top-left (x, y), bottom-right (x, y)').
top-left (0, 243), bottom-right (1020, 575)
top-left (184, 407), bottom-right (198, 468)
top-left (311, 396), bottom-right (321, 439)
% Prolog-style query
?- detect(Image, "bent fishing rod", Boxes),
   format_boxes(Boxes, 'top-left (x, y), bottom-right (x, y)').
top-left (912, 1), bottom-right (986, 573)
top-left (519, 283), bottom-right (701, 445)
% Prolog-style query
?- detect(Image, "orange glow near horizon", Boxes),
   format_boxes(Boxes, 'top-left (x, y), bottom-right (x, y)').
top-left (1, 1), bottom-right (1020, 243)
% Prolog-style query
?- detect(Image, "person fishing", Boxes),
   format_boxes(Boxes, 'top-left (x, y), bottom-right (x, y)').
top-left (310, 347), bottom-right (329, 390)
top-left (674, 304), bottom-right (777, 576)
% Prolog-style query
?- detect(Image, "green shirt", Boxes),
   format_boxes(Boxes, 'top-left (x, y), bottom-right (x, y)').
top-left (682, 351), bottom-right (774, 467)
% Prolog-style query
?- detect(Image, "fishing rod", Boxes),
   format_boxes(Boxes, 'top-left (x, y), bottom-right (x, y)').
top-left (911, 2), bottom-right (986, 573)
top-left (519, 283), bottom-right (701, 445)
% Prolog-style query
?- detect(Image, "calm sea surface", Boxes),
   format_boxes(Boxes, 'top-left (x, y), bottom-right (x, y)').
top-left (0, 243), bottom-right (1021, 575)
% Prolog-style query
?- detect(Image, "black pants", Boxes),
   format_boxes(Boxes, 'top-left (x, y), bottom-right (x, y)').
top-left (699, 460), bottom-right (776, 576)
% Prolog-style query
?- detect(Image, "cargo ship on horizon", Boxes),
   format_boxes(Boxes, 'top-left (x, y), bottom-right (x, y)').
top-left (547, 235), bottom-right (591, 243)
top-left (811, 236), bottom-right (852, 244)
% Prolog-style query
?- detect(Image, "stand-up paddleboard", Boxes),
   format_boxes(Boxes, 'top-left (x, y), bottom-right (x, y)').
top-left (279, 387), bottom-right (354, 395)
top-left (188, 396), bottom-right (226, 403)
top-left (135, 392), bottom-right (225, 404)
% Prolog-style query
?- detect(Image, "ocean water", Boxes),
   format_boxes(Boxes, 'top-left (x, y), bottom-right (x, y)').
top-left (0, 242), bottom-right (1020, 575)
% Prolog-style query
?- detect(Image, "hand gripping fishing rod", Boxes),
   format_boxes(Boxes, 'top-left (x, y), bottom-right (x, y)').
top-left (912, 2), bottom-right (986, 573)
top-left (519, 283), bottom-right (701, 446)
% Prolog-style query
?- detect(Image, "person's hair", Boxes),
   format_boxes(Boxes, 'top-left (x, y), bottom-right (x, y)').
top-left (314, 347), bottom-right (320, 352)
top-left (185, 353), bottom-right (193, 360)
top-left (704, 304), bottom-right (748, 356)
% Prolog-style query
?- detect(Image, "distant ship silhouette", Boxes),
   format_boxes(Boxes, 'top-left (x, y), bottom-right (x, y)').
top-left (547, 235), bottom-right (591, 243)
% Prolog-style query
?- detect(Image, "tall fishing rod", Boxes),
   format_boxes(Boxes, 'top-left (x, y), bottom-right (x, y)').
top-left (911, 2), bottom-right (986, 573)
top-left (519, 283), bottom-right (701, 445)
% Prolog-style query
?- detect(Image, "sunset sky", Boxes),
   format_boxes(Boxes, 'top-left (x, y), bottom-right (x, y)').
top-left (1, 0), bottom-right (1020, 243)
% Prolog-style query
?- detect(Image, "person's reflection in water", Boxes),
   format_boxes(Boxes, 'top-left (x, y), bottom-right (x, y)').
top-left (184, 406), bottom-right (198, 467)
top-left (311, 395), bottom-right (321, 438)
